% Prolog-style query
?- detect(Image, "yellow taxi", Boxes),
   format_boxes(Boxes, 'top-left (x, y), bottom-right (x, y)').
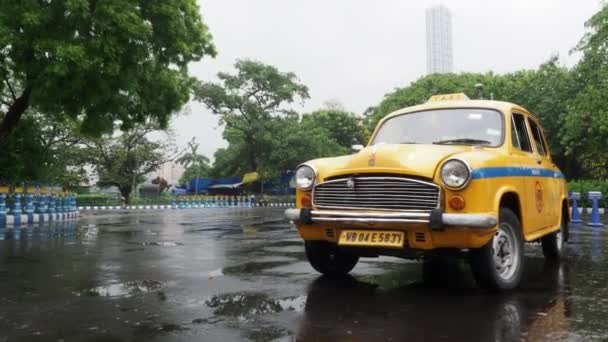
top-left (285, 93), bottom-right (568, 291)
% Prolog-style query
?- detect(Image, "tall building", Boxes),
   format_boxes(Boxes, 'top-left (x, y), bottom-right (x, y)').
top-left (154, 161), bottom-right (185, 185)
top-left (426, 5), bottom-right (453, 74)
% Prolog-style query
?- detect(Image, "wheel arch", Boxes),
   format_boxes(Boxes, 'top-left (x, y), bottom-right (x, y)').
top-left (495, 188), bottom-right (523, 230)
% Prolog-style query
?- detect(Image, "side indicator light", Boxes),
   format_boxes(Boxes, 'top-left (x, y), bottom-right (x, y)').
top-left (448, 195), bottom-right (466, 210)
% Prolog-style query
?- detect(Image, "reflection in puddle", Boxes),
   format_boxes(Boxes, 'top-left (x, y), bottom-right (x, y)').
top-left (208, 268), bottom-right (224, 278)
top-left (222, 261), bottom-right (293, 275)
top-left (206, 292), bottom-right (307, 319)
top-left (140, 241), bottom-right (183, 247)
top-left (76, 280), bottom-right (164, 298)
top-left (78, 224), bottom-right (99, 241)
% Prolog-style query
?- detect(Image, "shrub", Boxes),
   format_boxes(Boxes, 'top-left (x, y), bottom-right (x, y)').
top-left (568, 180), bottom-right (608, 208)
top-left (75, 193), bottom-right (120, 207)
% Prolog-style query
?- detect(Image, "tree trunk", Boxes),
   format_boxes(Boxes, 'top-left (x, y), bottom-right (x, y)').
top-left (119, 186), bottom-right (132, 205)
top-left (0, 88), bottom-right (32, 145)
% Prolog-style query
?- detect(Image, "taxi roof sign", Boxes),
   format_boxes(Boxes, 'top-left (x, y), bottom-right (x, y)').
top-left (427, 93), bottom-right (471, 102)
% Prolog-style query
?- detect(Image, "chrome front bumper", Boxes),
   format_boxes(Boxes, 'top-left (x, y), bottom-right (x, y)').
top-left (284, 208), bottom-right (498, 229)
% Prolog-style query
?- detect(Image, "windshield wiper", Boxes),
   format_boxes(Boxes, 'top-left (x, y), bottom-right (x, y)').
top-left (432, 138), bottom-right (492, 146)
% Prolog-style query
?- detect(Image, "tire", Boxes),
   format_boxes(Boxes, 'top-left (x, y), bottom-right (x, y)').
top-left (541, 215), bottom-right (566, 261)
top-left (470, 208), bottom-right (524, 291)
top-left (305, 241), bottom-right (359, 276)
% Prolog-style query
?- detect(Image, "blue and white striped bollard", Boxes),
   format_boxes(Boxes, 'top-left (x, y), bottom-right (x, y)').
top-left (13, 194), bottom-right (22, 226)
top-left (588, 191), bottom-right (603, 227)
top-left (570, 192), bottom-right (582, 223)
top-left (48, 195), bottom-right (55, 221)
top-left (26, 194), bottom-right (34, 223)
top-left (0, 194), bottom-right (6, 228)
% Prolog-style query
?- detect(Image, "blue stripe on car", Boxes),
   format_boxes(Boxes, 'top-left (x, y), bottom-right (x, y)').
top-left (471, 167), bottom-right (564, 179)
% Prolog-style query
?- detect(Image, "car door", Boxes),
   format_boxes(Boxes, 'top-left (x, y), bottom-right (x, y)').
top-left (510, 112), bottom-right (545, 233)
top-left (527, 117), bottom-right (560, 228)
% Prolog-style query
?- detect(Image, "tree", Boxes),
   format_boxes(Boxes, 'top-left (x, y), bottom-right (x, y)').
top-left (179, 162), bottom-right (211, 185)
top-left (176, 137), bottom-right (209, 168)
top-left (0, 0), bottom-right (216, 143)
top-left (194, 60), bottom-right (309, 176)
top-left (560, 3), bottom-right (608, 178)
top-left (177, 137), bottom-right (211, 184)
top-left (263, 115), bottom-right (348, 179)
top-left (366, 68), bottom-right (578, 176)
top-left (302, 109), bottom-right (370, 148)
top-left (0, 110), bottom-right (87, 187)
top-left (84, 124), bottom-right (179, 204)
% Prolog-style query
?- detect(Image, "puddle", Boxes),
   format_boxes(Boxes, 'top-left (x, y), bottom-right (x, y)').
top-left (134, 322), bottom-right (188, 337)
top-left (77, 224), bottom-right (99, 240)
top-left (208, 268), bottom-right (224, 278)
top-left (76, 280), bottom-right (164, 298)
top-left (205, 292), bottom-right (307, 319)
top-left (139, 241), bottom-right (183, 247)
top-left (222, 261), bottom-right (293, 276)
top-left (247, 325), bottom-right (291, 342)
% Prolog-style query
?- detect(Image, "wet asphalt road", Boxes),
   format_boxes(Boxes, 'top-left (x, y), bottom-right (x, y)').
top-left (0, 208), bottom-right (607, 342)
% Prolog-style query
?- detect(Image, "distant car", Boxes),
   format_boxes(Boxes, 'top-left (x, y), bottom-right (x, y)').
top-left (285, 93), bottom-right (568, 291)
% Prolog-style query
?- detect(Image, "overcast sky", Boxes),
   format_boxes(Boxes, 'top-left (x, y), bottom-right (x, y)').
top-left (173, 0), bottom-right (602, 159)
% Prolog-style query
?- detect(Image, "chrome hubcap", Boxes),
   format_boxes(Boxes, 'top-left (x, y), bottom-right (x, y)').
top-left (493, 223), bottom-right (519, 280)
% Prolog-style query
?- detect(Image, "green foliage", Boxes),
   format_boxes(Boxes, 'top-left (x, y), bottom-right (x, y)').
top-left (179, 162), bottom-right (211, 185)
top-left (568, 180), bottom-right (608, 208)
top-left (263, 115), bottom-right (348, 179)
top-left (0, 110), bottom-right (87, 187)
top-left (0, 0), bottom-right (216, 141)
top-left (195, 59), bottom-right (310, 179)
top-left (301, 109), bottom-right (370, 147)
top-left (176, 137), bottom-right (211, 184)
top-left (365, 57), bottom-right (586, 178)
top-left (176, 137), bottom-right (210, 167)
top-left (75, 193), bottom-right (120, 206)
top-left (561, 4), bottom-right (608, 173)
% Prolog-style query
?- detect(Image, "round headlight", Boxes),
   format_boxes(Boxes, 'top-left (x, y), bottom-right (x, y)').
top-left (441, 159), bottom-right (471, 189)
top-left (295, 164), bottom-right (316, 190)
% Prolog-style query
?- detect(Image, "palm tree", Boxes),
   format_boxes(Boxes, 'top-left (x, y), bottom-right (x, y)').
top-left (177, 138), bottom-right (210, 168)
top-left (176, 137), bottom-right (211, 192)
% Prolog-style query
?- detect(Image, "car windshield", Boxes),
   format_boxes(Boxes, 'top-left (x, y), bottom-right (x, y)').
top-left (372, 108), bottom-right (503, 146)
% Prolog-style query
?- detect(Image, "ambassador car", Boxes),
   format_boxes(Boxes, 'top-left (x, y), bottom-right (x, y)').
top-left (285, 93), bottom-right (568, 291)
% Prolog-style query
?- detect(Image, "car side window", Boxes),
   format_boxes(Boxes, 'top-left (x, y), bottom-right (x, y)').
top-left (512, 113), bottom-right (532, 152)
top-left (528, 118), bottom-right (547, 156)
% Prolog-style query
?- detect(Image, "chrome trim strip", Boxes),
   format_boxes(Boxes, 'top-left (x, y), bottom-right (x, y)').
top-left (310, 210), bottom-right (431, 219)
top-left (285, 209), bottom-right (497, 228)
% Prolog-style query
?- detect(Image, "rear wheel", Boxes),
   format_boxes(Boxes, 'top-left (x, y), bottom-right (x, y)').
top-left (305, 241), bottom-right (359, 276)
top-left (470, 208), bottom-right (524, 291)
top-left (541, 215), bottom-right (566, 261)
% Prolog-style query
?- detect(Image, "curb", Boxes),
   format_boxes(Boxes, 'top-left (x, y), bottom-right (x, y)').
top-left (78, 203), bottom-right (297, 212)
top-left (1, 211), bottom-right (80, 229)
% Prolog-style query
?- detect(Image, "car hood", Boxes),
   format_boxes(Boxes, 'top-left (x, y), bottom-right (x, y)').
top-left (310, 144), bottom-right (475, 180)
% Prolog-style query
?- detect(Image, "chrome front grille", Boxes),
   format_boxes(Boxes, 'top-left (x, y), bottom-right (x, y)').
top-left (312, 176), bottom-right (440, 212)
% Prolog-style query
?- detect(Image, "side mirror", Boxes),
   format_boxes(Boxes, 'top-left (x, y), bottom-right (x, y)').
top-left (351, 144), bottom-right (364, 153)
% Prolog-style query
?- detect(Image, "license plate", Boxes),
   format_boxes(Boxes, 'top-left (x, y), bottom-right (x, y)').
top-left (338, 230), bottom-right (405, 248)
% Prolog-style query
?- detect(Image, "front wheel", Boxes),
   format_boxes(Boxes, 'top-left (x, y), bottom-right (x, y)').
top-left (305, 241), bottom-right (359, 276)
top-left (470, 208), bottom-right (524, 291)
